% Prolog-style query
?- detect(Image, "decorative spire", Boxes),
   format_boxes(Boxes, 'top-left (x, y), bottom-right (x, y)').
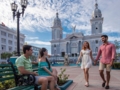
top-left (95, 0), bottom-right (97, 3)
top-left (56, 12), bottom-right (59, 18)
top-left (95, 0), bottom-right (98, 9)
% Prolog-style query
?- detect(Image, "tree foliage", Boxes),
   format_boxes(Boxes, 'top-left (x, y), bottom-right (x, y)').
top-left (114, 40), bottom-right (120, 58)
top-left (1, 53), bottom-right (13, 59)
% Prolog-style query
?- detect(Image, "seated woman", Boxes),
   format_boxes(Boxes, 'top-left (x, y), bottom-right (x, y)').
top-left (38, 48), bottom-right (60, 90)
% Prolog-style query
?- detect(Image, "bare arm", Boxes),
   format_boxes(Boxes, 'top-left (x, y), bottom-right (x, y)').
top-left (90, 50), bottom-right (94, 61)
top-left (18, 66), bottom-right (38, 76)
top-left (43, 67), bottom-right (53, 75)
top-left (111, 44), bottom-right (116, 61)
top-left (32, 61), bottom-right (38, 64)
top-left (77, 51), bottom-right (83, 63)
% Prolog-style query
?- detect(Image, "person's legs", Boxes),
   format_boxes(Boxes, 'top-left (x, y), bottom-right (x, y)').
top-left (52, 67), bottom-right (58, 82)
top-left (83, 69), bottom-right (87, 82)
top-left (99, 70), bottom-right (106, 82)
top-left (105, 64), bottom-right (111, 89)
top-left (84, 68), bottom-right (89, 87)
top-left (85, 68), bottom-right (89, 83)
top-left (99, 62), bottom-right (106, 87)
top-left (106, 71), bottom-right (110, 86)
top-left (37, 77), bottom-right (48, 90)
top-left (45, 76), bottom-right (56, 90)
top-left (52, 67), bottom-right (60, 90)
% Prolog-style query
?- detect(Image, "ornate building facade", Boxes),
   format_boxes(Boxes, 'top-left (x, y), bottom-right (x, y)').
top-left (50, 1), bottom-right (103, 57)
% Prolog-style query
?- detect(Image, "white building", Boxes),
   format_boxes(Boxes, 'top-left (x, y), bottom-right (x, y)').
top-left (50, 1), bottom-right (103, 57)
top-left (0, 23), bottom-right (25, 53)
top-left (32, 45), bottom-right (41, 58)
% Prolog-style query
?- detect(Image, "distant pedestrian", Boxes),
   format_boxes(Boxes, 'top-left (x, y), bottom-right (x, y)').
top-left (7, 58), bottom-right (10, 62)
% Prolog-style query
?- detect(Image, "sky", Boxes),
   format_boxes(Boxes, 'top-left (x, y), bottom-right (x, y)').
top-left (0, 0), bottom-right (120, 54)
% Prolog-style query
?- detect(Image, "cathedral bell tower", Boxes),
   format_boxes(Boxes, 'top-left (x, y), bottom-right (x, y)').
top-left (90, 0), bottom-right (103, 34)
top-left (51, 12), bottom-right (63, 40)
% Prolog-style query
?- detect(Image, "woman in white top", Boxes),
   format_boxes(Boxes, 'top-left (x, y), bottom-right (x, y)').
top-left (76, 41), bottom-right (94, 87)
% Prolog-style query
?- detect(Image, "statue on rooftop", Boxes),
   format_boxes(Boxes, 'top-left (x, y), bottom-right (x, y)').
top-left (72, 25), bottom-right (76, 33)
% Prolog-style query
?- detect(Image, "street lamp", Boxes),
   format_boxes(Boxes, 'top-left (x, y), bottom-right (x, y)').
top-left (11, 0), bottom-right (28, 56)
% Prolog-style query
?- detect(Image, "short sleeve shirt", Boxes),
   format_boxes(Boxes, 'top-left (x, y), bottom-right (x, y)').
top-left (15, 55), bottom-right (33, 74)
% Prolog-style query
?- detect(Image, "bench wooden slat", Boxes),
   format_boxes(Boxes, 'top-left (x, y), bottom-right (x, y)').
top-left (22, 86), bottom-right (34, 90)
top-left (0, 64), bottom-right (11, 67)
top-left (0, 72), bottom-right (14, 76)
top-left (0, 68), bottom-right (14, 72)
top-left (0, 76), bottom-right (14, 81)
top-left (8, 85), bottom-right (34, 90)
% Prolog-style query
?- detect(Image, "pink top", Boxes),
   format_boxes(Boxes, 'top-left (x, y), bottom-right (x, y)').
top-left (96, 42), bottom-right (116, 64)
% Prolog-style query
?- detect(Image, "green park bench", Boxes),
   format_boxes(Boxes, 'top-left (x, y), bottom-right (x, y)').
top-left (0, 62), bottom-right (40, 90)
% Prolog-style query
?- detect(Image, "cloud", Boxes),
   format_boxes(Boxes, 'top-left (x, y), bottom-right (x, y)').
top-left (25, 35), bottom-right (51, 46)
top-left (63, 31), bottom-right (68, 34)
top-left (0, 0), bottom-right (120, 41)
top-left (109, 37), bottom-right (120, 42)
top-left (26, 40), bottom-right (51, 46)
top-left (25, 36), bottom-right (39, 40)
top-left (0, 0), bottom-right (120, 32)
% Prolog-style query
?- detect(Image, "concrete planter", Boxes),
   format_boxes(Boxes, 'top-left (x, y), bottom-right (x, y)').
top-left (59, 80), bottom-right (73, 90)
top-left (112, 68), bottom-right (120, 70)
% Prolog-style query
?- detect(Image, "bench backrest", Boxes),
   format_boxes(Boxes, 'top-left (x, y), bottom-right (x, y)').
top-left (0, 63), bottom-right (38, 78)
top-left (0, 63), bottom-right (18, 89)
top-left (0, 64), bottom-right (17, 80)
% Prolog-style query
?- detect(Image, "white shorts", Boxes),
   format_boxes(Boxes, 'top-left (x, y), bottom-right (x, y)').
top-left (35, 76), bottom-right (41, 84)
top-left (99, 62), bottom-right (111, 72)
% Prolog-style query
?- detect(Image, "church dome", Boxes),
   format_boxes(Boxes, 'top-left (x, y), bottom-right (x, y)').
top-left (92, 2), bottom-right (102, 18)
top-left (53, 13), bottom-right (61, 27)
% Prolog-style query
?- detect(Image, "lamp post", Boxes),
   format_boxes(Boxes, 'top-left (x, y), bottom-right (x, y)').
top-left (11, 0), bottom-right (28, 56)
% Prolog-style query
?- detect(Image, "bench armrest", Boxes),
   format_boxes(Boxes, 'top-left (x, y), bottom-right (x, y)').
top-left (16, 74), bottom-right (36, 86)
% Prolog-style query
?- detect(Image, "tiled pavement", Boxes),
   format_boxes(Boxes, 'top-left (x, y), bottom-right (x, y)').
top-left (54, 66), bottom-right (120, 90)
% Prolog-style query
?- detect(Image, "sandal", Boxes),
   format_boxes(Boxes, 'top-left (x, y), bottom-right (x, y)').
top-left (85, 82), bottom-right (89, 87)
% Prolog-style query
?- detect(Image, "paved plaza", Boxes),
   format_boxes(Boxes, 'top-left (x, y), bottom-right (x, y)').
top-left (55, 66), bottom-right (120, 90)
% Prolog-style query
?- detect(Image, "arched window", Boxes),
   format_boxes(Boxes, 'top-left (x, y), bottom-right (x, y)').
top-left (96, 40), bottom-right (98, 44)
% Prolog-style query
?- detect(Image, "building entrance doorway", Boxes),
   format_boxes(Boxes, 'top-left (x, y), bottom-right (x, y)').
top-left (61, 52), bottom-right (65, 57)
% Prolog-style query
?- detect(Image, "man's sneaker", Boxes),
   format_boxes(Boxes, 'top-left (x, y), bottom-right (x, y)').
top-left (102, 81), bottom-right (106, 87)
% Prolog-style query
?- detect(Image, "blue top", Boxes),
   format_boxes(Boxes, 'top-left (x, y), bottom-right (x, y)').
top-left (38, 61), bottom-right (52, 76)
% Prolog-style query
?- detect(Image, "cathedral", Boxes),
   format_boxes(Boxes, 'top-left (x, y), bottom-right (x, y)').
top-left (50, 1), bottom-right (103, 57)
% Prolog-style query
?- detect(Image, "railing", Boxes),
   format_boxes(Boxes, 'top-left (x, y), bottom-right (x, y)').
top-left (48, 56), bottom-right (79, 64)
top-left (0, 59), bottom-right (7, 64)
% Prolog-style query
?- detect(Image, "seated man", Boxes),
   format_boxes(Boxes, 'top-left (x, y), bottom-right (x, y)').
top-left (16, 45), bottom-right (56, 90)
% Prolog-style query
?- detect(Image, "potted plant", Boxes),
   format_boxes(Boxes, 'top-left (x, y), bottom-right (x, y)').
top-left (58, 68), bottom-right (73, 90)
